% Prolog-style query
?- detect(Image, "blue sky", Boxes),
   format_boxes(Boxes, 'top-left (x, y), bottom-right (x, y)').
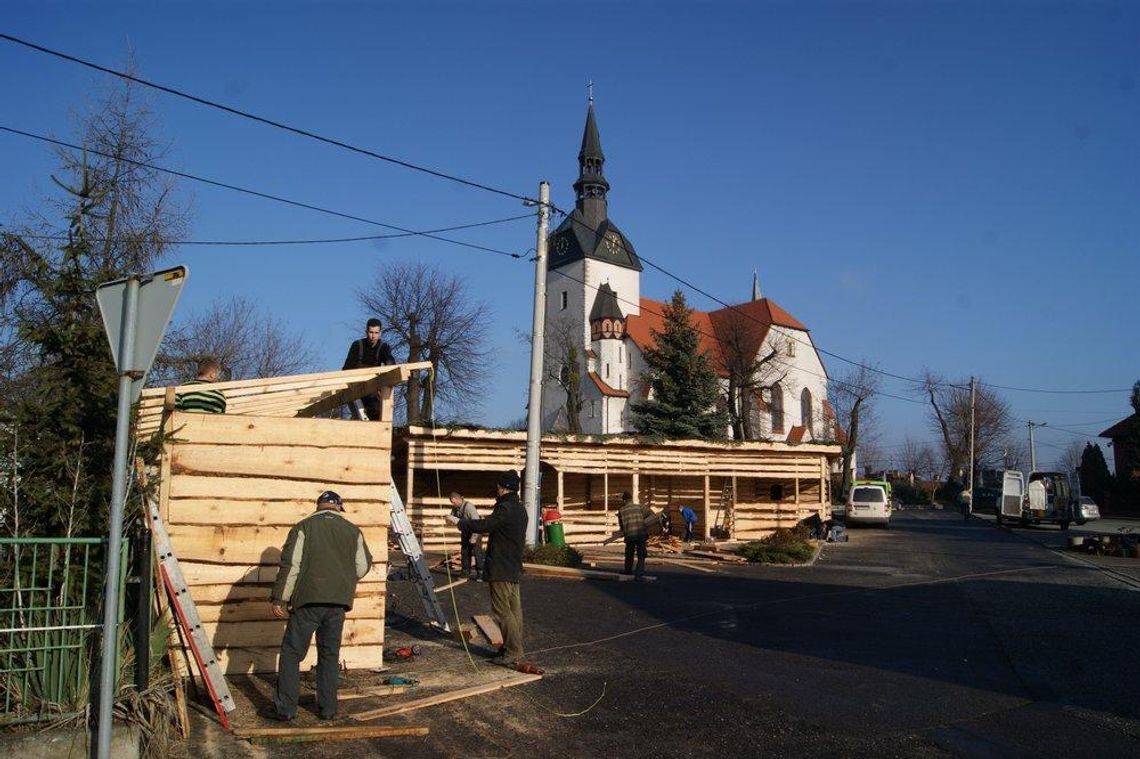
top-left (2, 2), bottom-right (1137, 469)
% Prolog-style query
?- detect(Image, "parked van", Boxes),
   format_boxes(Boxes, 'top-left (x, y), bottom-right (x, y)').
top-left (1021, 471), bottom-right (1074, 530)
top-left (846, 480), bottom-right (892, 527)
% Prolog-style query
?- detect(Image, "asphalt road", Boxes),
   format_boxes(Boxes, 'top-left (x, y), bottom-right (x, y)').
top-left (186, 508), bottom-right (1140, 758)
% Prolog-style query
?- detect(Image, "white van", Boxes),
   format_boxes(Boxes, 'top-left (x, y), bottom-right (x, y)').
top-left (846, 483), bottom-right (891, 527)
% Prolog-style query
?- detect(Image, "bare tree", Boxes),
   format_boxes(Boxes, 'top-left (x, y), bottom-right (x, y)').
top-left (543, 316), bottom-right (584, 434)
top-left (1054, 440), bottom-right (1084, 477)
top-left (152, 296), bottom-right (317, 382)
top-left (828, 363), bottom-right (881, 497)
top-left (355, 261), bottom-right (489, 424)
top-left (917, 371), bottom-right (1012, 484)
top-left (915, 442), bottom-right (946, 503)
top-left (711, 311), bottom-right (787, 440)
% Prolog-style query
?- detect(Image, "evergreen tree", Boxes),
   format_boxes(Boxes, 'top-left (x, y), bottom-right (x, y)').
top-left (1079, 442), bottom-right (1112, 507)
top-left (630, 290), bottom-right (728, 440)
top-left (3, 165), bottom-right (121, 536)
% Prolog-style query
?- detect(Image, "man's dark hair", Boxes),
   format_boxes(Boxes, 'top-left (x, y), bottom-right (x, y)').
top-left (366, 318), bottom-right (382, 329)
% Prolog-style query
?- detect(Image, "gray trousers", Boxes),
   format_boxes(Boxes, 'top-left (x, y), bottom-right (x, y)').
top-left (274, 604), bottom-right (346, 718)
top-left (488, 581), bottom-right (524, 661)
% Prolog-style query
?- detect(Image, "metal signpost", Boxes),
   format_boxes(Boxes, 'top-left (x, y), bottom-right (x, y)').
top-left (93, 266), bottom-right (187, 759)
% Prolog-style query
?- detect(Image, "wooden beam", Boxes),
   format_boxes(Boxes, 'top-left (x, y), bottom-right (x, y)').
top-left (351, 673), bottom-right (542, 721)
top-left (234, 725), bottom-right (428, 743)
top-left (433, 578), bottom-right (466, 593)
top-left (379, 386), bottom-right (394, 422)
top-left (295, 369), bottom-right (402, 418)
top-left (472, 614), bottom-right (503, 648)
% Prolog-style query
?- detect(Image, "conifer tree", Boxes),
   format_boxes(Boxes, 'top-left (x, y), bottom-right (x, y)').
top-left (630, 290), bottom-right (728, 440)
top-left (1079, 442), bottom-right (1112, 508)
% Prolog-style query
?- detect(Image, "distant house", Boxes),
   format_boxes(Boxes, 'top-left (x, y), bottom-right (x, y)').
top-left (1100, 413), bottom-right (1139, 481)
top-left (542, 101), bottom-right (837, 445)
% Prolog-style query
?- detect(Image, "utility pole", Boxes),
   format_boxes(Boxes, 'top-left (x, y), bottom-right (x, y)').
top-left (522, 181), bottom-right (550, 546)
top-left (968, 376), bottom-right (976, 501)
top-left (1027, 420), bottom-right (1045, 472)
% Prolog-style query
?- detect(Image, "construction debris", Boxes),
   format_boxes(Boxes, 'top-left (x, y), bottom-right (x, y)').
top-left (351, 672), bottom-right (543, 721)
top-left (473, 614), bottom-right (503, 648)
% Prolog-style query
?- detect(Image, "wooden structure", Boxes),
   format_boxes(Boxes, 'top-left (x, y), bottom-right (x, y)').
top-left (395, 426), bottom-right (840, 547)
top-left (136, 362), bottom-right (429, 674)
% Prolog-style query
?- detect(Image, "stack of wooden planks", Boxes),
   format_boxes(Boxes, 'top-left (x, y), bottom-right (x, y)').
top-left (156, 412), bottom-right (392, 673)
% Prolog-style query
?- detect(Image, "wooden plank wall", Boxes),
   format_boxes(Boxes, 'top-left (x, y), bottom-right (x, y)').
top-left (160, 412), bottom-right (391, 674)
top-left (401, 431), bottom-right (838, 546)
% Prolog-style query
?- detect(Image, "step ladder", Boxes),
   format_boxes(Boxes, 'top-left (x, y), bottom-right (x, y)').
top-left (147, 499), bottom-right (237, 728)
top-left (389, 482), bottom-right (451, 633)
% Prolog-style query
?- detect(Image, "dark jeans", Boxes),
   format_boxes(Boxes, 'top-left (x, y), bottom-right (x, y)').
top-left (623, 537), bottom-right (648, 577)
top-left (683, 521), bottom-right (695, 541)
top-left (274, 604), bottom-right (346, 719)
top-left (460, 531), bottom-right (484, 577)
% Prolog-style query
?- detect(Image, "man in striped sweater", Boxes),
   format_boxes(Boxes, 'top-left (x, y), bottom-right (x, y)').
top-left (174, 358), bottom-right (227, 414)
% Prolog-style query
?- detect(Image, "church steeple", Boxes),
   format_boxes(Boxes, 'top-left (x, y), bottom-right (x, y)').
top-left (573, 102), bottom-right (609, 228)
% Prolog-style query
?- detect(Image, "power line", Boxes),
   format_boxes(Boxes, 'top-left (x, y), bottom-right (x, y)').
top-left (3, 34), bottom-right (1127, 398)
top-left (0, 125), bottom-right (525, 260)
top-left (0, 33), bottom-right (533, 204)
top-left (16, 214), bottom-right (532, 247)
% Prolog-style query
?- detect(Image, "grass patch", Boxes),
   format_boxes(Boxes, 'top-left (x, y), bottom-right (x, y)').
top-left (523, 544), bottom-right (583, 568)
top-left (737, 527), bottom-right (816, 564)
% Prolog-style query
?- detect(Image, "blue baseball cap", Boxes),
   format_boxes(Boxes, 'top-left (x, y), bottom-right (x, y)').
top-left (317, 490), bottom-right (344, 510)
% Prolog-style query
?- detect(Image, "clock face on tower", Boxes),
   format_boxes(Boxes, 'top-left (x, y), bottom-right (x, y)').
top-left (554, 236), bottom-right (569, 257)
top-left (605, 231), bottom-right (622, 255)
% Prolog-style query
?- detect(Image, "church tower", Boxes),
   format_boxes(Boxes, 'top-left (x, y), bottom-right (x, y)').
top-left (543, 98), bottom-right (642, 434)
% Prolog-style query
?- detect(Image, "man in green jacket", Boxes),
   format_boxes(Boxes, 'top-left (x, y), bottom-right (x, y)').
top-left (460, 470), bottom-right (535, 671)
top-left (617, 491), bottom-right (652, 580)
top-left (265, 491), bottom-right (373, 722)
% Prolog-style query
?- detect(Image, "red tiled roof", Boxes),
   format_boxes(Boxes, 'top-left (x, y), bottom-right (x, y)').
top-left (834, 426), bottom-right (848, 445)
top-left (751, 389), bottom-right (769, 411)
top-left (625, 298), bottom-right (724, 371)
top-left (588, 371), bottom-right (630, 398)
top-left (585, 349), bottom-right (598, 359)
top-left (786, 425), bottom-right (807, 445)
top-left (626, 296), bottom-right (810, 380)
top-left (822, 399), bottom-right (836, 420)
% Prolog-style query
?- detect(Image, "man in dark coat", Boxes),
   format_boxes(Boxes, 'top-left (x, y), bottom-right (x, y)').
top-left (342, 318), bottom-right (396, 420)
top-left (264, 491), bottom-right (373, 722)
top-left (460, 470), bottom-right (537, 671)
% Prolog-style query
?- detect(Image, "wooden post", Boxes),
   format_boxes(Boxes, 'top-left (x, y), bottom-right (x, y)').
top-left (702, 475), bottom-right (710, 540)
top-left (631, 472), bottom-right (639, 504)
top-left (603, 471), bottom-right (609, 514)
top-left (379, 386), bottom-right (394, 422)
top-left (556, 470), bottom-right (564, 510)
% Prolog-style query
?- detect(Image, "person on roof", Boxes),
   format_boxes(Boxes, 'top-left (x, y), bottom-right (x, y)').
top-left (342, 318), bottom-right (395, 420)
top-left (174, 358), bottom-right (226, 414)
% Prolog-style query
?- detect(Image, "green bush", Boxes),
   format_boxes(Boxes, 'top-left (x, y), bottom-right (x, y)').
top-left (523, 544), bottom-right (583, 567)
top-left (737, 529), bottom-right (816, 564)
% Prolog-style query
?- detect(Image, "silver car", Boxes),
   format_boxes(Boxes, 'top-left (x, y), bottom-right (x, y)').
top-left (1076, 495), bottom-right (1100, 525)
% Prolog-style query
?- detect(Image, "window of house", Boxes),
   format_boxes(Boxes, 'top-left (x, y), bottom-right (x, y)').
top-left (605, 363), bottom-right (610, 379)
top-left (560, 291), bottom-right (568, 310)
top-left (801, 388), bottom-right (813, 432)
top-left (770, 384), bottom-right (785, 433)
top-left (787, 340), bottom-right (796, 357)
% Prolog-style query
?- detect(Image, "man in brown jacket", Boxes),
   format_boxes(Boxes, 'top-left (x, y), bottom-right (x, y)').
top-left (617, 491), bottom-right (652, 580)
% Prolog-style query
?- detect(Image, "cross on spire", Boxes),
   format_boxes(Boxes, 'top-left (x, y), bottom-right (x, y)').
top-left (587, 80), bottom-right (594, 105)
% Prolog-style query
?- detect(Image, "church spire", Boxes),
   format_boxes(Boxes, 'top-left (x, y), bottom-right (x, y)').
top-left (573, 94), bottom-right (609, 228)
top-left (752, 269), bottom-right (762, 301)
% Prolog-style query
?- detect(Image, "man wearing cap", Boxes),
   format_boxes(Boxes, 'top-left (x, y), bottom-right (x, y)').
top-left (618, 491), bottom-right (652, 580)
top-left (459, 470), bottom-right (534, 671)
top-left (342, 318), bottom-right (396, 420)
top-left (265, 491), bottom-right (373, 722)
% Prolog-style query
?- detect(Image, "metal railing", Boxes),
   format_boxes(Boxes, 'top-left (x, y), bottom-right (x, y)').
top-left (0, 537), bottom-right (124, 725)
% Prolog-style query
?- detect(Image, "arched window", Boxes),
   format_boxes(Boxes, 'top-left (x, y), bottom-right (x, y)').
top-left (770, 384), bottom-right (785, 433)
top-left (801, 388), bottom-right (814, 433)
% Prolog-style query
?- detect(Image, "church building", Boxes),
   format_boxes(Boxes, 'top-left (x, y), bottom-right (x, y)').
top-left (542, 102), bottom-right (835, 444)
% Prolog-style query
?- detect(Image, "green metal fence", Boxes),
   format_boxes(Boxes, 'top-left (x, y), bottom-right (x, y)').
top-left (0, 537), bottom-right (125, 725)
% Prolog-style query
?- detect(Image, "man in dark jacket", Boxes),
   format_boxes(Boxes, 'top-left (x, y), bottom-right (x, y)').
top-left (265, 491), bottom-right (373, 722)
top-left (342, 318), bottom-right (396, 420)
top-left (617, 491), bottom-right (652, 579)
top-left (460, 470), bottom-right (533, 670)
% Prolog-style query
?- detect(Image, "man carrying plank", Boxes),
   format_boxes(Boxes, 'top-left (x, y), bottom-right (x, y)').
top-left (263, 491), bottom-right (373, 722)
